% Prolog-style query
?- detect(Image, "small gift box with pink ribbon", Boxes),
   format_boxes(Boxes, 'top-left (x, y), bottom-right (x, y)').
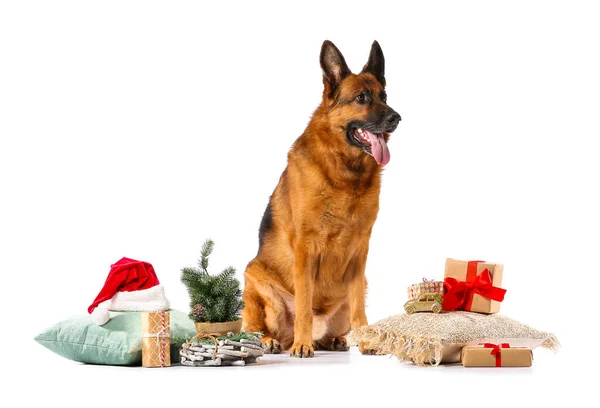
top-left (407, 278), bottom-right (445, 300)
top-left (442, 258), bottom-right (507, 314)
top-left (461, 343), bottom-right (533, 367)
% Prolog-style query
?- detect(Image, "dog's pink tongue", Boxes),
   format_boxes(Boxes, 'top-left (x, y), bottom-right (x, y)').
top-left (365, 130), bottom-right (390, 165)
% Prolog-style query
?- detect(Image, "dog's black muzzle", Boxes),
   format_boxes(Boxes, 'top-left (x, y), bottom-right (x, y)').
top-left (381, 109), bottom-right (401, 133)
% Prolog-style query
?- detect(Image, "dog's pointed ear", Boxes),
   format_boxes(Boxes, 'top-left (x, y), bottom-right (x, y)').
top-left (320, 40), bottom-right (351, 97)
top-left (362, 40), bottom-right (385, 87)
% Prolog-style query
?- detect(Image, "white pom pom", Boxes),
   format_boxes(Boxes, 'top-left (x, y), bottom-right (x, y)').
top-left (91, 308), bottom-right (110, 326)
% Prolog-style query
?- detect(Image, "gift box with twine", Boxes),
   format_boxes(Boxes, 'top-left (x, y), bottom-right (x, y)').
top-left (141, 311), bottom-right (171, 367)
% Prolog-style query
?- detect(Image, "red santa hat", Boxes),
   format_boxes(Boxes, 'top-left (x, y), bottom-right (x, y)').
top-left (88, 257), bottom-right (170, 325)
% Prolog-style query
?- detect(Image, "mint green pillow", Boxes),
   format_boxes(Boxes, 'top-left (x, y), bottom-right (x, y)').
top-left (35, 310), bottom-right (196, 365)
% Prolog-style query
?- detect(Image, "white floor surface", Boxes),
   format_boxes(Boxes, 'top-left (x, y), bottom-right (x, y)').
top-left (16, 340), bottom-right (589, 407)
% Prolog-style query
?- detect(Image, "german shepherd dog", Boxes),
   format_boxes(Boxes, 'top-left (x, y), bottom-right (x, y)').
top-left (241, 40), bottom-right (401, 357)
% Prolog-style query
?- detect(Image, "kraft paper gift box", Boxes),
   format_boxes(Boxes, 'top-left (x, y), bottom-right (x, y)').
top-left (141, 311), bottom-right (171, 367)
top-left (461, 344), bottom-right (533, 367)
top-left (442, 258), bottom-right (506, 314)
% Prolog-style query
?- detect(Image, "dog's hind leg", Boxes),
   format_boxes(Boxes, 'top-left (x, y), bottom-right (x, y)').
top-left (241, 277), bottom-right (266, 331)
top-left (242, 260), bottom-right (293, 353)
top-left (242, 287), bottom-right (283, 353)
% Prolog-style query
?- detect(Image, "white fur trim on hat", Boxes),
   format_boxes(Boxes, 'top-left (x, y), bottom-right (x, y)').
top-left (107, 285), bottom-right (170, 312)
top-left (91, 308), bottom-right (111, 326)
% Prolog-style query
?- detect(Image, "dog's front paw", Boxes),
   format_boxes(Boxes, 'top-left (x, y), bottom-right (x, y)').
top-left (289, 342), bottom-right (314, 358)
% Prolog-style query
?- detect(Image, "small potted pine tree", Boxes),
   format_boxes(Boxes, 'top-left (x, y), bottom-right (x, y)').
top-left (181, 239), bottom-right (244, 335)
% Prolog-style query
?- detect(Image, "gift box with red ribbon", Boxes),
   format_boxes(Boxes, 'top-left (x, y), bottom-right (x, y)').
top-left (461, 344), bottom-right (533, 367)
top-left (442, 259), bottom-right (506, 313)
top-left (407, 278), bottom-right (445, 300)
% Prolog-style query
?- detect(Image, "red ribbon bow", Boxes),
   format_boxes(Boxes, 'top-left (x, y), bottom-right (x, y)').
top-left (482, 343), bottom-right (510, 367)
top-left (442, 267), bottom-right (507, 311)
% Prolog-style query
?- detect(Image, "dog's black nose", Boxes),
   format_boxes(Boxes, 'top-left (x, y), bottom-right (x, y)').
top-left (386, 112), bottom-right (401, 125)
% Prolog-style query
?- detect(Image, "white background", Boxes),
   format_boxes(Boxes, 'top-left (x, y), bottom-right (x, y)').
top-left (1, 0), bottom-right (598, 406)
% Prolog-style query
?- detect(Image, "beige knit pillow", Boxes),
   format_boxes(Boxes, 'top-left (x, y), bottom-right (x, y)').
top-left (347, 311), bottom-right (559, 366)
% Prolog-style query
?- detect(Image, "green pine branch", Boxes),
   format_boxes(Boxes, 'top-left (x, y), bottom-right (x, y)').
top-left (199, 239), bottom-right (214, 271)
top-left (195, 332), bottom-right (263, 345)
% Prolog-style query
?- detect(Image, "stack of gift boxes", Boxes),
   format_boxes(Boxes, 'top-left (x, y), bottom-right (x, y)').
top-left (406, 258), bottom-right (532, 367)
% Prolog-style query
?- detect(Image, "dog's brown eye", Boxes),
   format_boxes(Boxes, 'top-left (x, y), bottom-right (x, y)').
top-left (381, 92), bottom-right (387, 103)
top-left (356, 93), bottom-right (366, 103)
